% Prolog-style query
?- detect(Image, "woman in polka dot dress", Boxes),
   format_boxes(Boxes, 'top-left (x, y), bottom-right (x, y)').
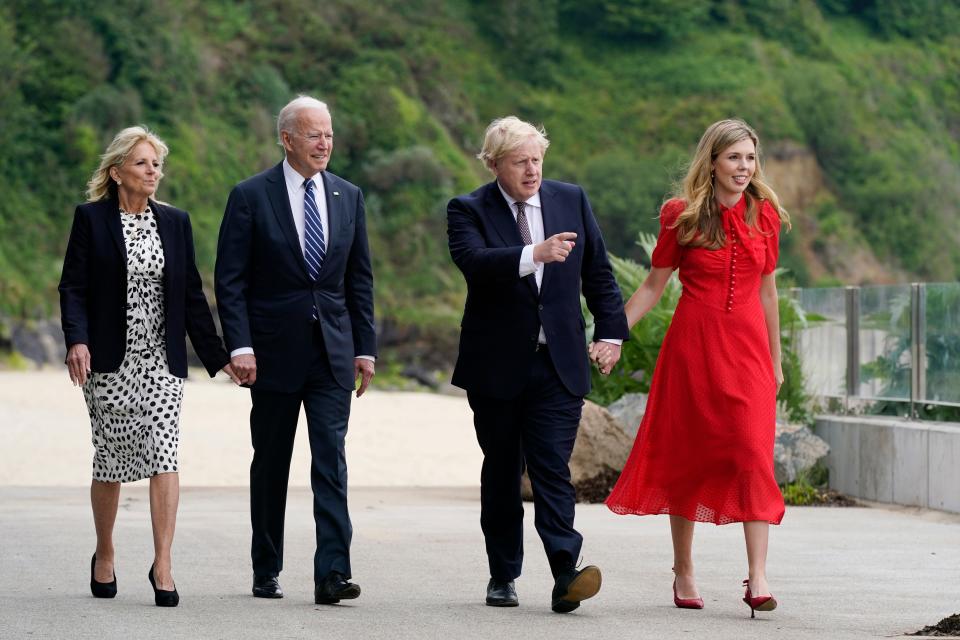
top-left (59, 126), bottom-right (240, 606)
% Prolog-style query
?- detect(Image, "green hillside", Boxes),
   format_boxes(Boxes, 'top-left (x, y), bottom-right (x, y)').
top-left (1, 0), bottom-right (958, 349)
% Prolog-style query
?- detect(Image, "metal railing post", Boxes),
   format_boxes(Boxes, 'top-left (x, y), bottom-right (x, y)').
top-left (910, 283), bottom-right (926, 417)
top-left (845, 286), bottom-right (860, 410)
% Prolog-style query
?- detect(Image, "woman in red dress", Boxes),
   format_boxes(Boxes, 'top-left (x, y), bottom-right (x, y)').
top-left (596, 119), bottom-right (790, 617)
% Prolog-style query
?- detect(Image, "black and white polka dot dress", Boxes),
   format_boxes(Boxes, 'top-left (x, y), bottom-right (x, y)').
top-left (82, 208), bottom-right (183, 482)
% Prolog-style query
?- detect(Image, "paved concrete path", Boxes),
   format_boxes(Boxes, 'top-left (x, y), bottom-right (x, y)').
top-left (2, 487), bottom-right (958, 639)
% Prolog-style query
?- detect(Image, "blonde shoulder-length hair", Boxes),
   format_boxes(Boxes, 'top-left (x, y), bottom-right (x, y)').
top-left (669, 118), bottom-right (790, 248)
top-left (86, 126), bottom-right (169, 202)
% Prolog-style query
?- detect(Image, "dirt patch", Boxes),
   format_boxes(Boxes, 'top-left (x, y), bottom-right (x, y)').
top-left (908, 613), bottom-right (960, 636)
top-left (575, 468), bottom-right (622, 504)
top-left (813, 489), bottom-right (859, 507)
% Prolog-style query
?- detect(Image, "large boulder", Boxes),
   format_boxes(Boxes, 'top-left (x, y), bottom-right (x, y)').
top-left (606, 392), bottom-right (647, 439)
top-left (522, 400), bottom-right (633, 503)
top-left (774, 422), bottom-right (829, 484)
top-left (8, 319), bottom-right (65, 367)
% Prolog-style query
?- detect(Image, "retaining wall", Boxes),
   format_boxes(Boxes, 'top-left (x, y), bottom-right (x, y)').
top-left (814, 415), bottom-right (960, 513)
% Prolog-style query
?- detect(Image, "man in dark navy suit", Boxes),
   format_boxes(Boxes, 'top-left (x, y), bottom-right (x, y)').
top-left (215, 96), bottom-right (376, 605)
top-left (447, 116), bottom-right (628, 613)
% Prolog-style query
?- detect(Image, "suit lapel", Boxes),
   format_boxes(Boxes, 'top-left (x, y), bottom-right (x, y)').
top-left (104, 200), bottom-right (126, 259)
top-left (484, 182), bottom-right (539, 299)
top-left (265, 163), bottom-right (309, 276)
top-left (321, 171), bottom-right (339, 258)
top-left (150, 199), bottom-right (173, 277)
top-left (538, 182), bottom-right (558, 296)
top-left (484, 183), bottom-right (523, 247)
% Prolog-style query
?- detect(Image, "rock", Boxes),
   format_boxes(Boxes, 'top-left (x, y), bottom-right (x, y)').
top-left (774, 422), bottom-right (830, 484)
top-left (606, 392), bottom-right (647, 439)
top-left (9, 319), bottom-right (65, 367)
top-left (522, 400), bottom-right (633, 503)
top-left (401, 365), bottom-right (439, 390)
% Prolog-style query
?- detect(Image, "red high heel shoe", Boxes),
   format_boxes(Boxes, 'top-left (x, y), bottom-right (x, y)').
top-left (742, 579), bottom-right (777, 618)
top-left (673, 579), bottom-right (704, 609)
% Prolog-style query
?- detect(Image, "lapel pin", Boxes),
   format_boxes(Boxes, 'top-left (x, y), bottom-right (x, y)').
top-left (333, 191), bottom-right (340, 196)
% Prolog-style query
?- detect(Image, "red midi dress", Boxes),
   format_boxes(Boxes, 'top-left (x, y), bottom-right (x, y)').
top-left (606, 195), bottom-right (785, 525)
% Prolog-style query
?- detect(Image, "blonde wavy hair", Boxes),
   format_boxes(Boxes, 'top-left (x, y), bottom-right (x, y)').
top-left (669, 119), bottom-right (790, 249)
top-left (477, 116), bottom-right (550, 171)
top-left (86, 126), bottom-right (169, 202)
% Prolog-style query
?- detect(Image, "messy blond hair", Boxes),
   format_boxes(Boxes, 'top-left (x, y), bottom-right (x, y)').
top-left (86, 126), bottom-right (169, 202)
top-left (670, 119), bottom-right (790, 248)
top-left (477, 116), bottom-right (550, 172)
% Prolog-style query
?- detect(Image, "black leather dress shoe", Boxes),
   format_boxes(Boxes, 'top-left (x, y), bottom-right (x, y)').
top-left (485, 579), bottom-right (519, 607)
top-left (252, 575), bottom-right (283, 599)
top-left (314, 571), bottom-right (361, 605)
top-left (551, 565), bottom-right (602, 613)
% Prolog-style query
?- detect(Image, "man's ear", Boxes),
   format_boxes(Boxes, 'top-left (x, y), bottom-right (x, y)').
top-left (279, 130), bottom-right (293, 153)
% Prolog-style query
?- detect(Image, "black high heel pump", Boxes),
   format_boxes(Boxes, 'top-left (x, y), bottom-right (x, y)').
top-left (90, 554), bottom-right (117, 598)
top-left (148, 564), bottom-right (179, 607)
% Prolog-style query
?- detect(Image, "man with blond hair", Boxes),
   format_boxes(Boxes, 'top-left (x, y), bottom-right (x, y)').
top-left (447, 116), bottom-right (628, 613)
top-left (216, 95), bottom-right (376, 605)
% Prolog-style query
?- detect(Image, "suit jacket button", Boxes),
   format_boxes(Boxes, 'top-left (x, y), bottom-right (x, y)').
top-left (538, 304), bottom-right (544, 311)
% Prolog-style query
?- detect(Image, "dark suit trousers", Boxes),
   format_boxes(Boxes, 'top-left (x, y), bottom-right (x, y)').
top-left (467, 347), bottom-right (585, 582)
top-left (249, 325), bottom-right (353, 584)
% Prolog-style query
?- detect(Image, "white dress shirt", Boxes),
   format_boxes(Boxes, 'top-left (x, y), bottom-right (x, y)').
top-left (497, 182), bottom-right (622, 348)
top-left (497, 183), bottom-right (545, 289)
top-left (282, 158), bottom-right (330, 256)
top-left (231, 159), bottom-right (374, 361)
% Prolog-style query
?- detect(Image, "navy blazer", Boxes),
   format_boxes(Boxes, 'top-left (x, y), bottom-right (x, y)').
top-left (58, 198), bottom-right (229, 378)
top-left (447, 180), bottom-right (629, 399)
top-left (215, 163), bottom-right (377, 393)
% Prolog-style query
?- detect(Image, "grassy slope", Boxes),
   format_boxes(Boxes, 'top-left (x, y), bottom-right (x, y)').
top-left (0, 0), bottom-right (957, 335)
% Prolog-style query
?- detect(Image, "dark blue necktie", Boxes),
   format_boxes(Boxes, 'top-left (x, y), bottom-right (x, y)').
top-left (303, 178), bottom-right (326, 280)
top-left (304, 179), bottom-right (326, 320)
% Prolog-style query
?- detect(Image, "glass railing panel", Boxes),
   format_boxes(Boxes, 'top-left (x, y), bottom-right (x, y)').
top-left (858, 284), bottom-right (912, 401)
top-left (922, 282), bottom-right (960, 406)
top-left (793, 287), bottom-right (847, 398)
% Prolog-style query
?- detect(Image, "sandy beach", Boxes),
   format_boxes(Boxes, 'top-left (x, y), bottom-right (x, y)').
top-left (0, 370), bottom-right (481, 487)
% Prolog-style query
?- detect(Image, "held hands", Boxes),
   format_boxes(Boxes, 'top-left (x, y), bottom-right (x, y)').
top-left (354, 358), bottom-right (375, 398)
top-left (588, 341), bottom-right (621, 376)
top-left (533, 232), bottom-right (577, 264)
top-left (66, 344), bottom-right (91, 386)
top-left (221, 363), bottom-right (242, 385)
top-left (230, 354), bottom-right (257, 386)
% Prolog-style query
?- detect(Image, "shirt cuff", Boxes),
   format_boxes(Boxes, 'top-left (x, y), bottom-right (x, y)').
top-left (230, 347), bottom-right (254, 358)
top-left (598, 339), bottom-right (623, 346)
top-left (355, 355), bottom-right (376, 362)
top-left (519, 244), bottom-right (539, 278)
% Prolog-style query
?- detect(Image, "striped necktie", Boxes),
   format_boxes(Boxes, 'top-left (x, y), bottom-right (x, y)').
top-left (303, 178), bottom-right (326, 279)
